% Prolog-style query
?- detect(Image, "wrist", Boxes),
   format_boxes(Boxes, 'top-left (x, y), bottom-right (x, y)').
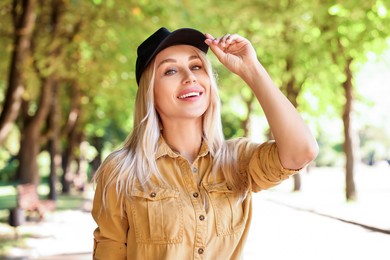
top-left (240, 62), bottom-right (268, 87)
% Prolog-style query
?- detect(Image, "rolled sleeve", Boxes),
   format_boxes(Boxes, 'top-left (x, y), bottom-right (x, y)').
top-left (93, 237), bottom-right (127, 260)
top-left (92, 176), bottom-right (128, 260)
top-left (247, 141), bottom-right (300, 192)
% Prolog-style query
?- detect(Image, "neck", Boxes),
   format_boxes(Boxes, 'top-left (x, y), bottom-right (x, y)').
top-left (161, 120), bottom-right (203, 163)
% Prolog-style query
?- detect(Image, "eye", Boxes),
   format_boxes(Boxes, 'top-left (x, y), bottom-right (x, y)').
top-left (191, 65), bottom-right (202, 70)
top-left (164, 68), bottom-right (177, 75)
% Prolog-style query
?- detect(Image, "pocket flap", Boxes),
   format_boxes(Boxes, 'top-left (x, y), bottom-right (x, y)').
top-left (131, 187), bottom-right (179, 201)
top-left (204, 181), bottom-right (233, 193)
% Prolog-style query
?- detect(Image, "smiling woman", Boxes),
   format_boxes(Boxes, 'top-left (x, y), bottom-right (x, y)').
top-left (153, 45), bottom-right (210, 129)
top-left (91, 27), bottom-right (318, 260)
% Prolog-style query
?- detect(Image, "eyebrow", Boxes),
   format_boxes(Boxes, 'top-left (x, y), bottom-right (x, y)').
top-left (157, 55), bottom-right (200, 68)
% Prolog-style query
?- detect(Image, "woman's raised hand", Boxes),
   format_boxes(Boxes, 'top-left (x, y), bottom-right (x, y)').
top-left (204, 33), bottom-right (259, 78)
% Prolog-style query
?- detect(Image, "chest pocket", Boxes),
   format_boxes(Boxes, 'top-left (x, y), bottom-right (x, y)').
top-left (130, 187), bottom-right (183, 244)
top-left (204, 181), bottom-right (246, 236)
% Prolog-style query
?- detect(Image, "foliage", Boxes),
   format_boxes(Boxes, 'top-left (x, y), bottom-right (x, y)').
top-left (0, 0), bottom-right (390, 183)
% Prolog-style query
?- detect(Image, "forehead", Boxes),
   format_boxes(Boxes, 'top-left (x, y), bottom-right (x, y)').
top-left (155, 45), bottom-right (200, 62)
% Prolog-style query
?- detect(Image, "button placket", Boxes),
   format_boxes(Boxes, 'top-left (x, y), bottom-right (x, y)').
top-left (180, 159), bottom-right (206, 259)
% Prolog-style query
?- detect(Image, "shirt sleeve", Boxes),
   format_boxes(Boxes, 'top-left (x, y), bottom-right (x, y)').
top-left (246, 140), bottom-right (300, 192)
top-left (92, 173), bottom-right (128, 260)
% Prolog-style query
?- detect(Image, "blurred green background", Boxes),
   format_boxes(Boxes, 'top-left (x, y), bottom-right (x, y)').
top-left (1, 0), bottom-right (389, 201)
top-left (0, 0), bottom-right (389, 257)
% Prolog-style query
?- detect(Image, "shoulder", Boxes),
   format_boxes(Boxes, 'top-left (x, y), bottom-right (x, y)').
top-left (225, 137), bottom-right (250, 146)
top-left (225, 137), bottom-right (259, 153)
top-left (93, 147), bottom-right (129, 184)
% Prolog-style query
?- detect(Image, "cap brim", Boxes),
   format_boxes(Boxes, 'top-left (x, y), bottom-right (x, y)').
top-left (144, 28), bottom-right (208, 71)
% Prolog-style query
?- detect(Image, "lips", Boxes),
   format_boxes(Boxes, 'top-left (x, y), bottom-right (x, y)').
top-left (178, 91), bottom-right (201, 99)
top-left (177, 88), bottom-right (203, 99)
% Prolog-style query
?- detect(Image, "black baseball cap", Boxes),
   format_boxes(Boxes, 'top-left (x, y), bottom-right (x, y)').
top-left (135, 27), bottom-right (209, 85)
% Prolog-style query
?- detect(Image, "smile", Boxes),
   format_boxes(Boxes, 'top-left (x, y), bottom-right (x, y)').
top-left (178, 92), bottom-right (202, 99)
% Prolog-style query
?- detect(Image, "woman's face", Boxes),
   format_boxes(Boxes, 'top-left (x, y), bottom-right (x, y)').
top-left (153, 45), bottom-right (211, 125)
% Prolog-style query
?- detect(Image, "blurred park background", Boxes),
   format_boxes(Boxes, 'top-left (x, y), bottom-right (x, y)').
top-left (0, 0), bottom-right (389, 259)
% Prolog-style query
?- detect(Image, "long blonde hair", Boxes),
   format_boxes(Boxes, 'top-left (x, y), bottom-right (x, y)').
top-left (94, 49), bottom-right (251, 208)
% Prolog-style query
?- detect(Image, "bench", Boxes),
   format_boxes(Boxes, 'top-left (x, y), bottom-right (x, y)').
top-left (16, 183), bottom-right (56, 221)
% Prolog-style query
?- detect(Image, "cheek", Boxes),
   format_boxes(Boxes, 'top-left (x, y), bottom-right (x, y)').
top-left (154, 84), bottom-right (174, 109)
top-left (198, 73), bottom-right (211, 89)
top-left (153, 83), bottom-right (164, 110)
top-left (200, 75), bottom-right (211, 93)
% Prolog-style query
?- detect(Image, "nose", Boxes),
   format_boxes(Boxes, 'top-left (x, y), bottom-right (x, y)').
top-left (182, 69), bottom-right (197, 85)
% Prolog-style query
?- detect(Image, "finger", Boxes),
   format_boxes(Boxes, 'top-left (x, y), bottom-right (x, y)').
top-left (208, 41), bottom-right (227, 62)
top-left (206, 33), bottom-right (241, 52)
top-left (220, 34), bottom-right (231, 47)
top-left (226, 34), bottom-right (239, 44)
top-left (210, 34), bottom-right (230, 45)
top-left (204, 33), bottom-right (214, 41)
top-left (204, 33), bottom-right (215, 46)
top-left (221, 34), bottom-right (241, 50)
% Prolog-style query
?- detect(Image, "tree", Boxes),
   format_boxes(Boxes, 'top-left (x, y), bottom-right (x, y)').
top-left (0, 0), bottom-right (37, 145)
top-left (16, 0), bottom-right (69, 184)
top-left (315, 0), bottom-right (390, 200)
top-left (222, 0), bottom-right (321, 190)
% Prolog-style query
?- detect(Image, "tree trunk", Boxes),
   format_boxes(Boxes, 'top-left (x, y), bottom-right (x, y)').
top-left (17, 77), bottom-right (55, 184)
top-left (16, 123), bottom-right (41, 184)
top-left (61, 82), bottom-right (81, 194)
top-left (47, 81), bottom-right (61, 200)
top-left (90, 136), bottom-right (103, 180)
top-left (61, 129), bottom-right (78, 194)
top-left (16, 0), bottom-right (64, 185)
top-left (241, 92), bottom-right (255, 136)
top-left (0, 0), bottom-right (37, 144)
top-left (75, 138), bottom-right (88, 192)
top-left (342, 58), bottom-right (357, 201)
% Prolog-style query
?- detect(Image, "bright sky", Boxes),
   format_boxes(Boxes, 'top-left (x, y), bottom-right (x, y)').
top-left (355, 44), bottom-right (390, 132)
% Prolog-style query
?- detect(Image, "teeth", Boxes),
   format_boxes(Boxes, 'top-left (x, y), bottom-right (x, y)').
top-left (179, 92), bottom-right (200, 99)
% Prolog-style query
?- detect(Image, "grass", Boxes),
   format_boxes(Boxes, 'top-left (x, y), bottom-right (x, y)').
top-left (0, 184), bottom-right (85, 221)
top-left (0, 232), bottom-right (29, 255)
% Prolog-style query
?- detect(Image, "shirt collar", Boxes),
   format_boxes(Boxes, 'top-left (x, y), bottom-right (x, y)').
top-left (156, 135), bottom-right (210, 160)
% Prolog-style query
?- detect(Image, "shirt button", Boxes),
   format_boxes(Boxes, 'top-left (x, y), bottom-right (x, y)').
top-left (150, 192), bottom-right (156, 198)
top-left (198, 248), bottom-right (204, 254)
top-left (199, 215), bottom-right (205, 221)
top-left (193, 192), bottom-right (199, 198)
top-left (192, 167), bottom-right (198, 173)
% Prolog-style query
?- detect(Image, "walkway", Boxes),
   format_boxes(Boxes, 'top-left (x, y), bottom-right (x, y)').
top-left (1, 164), bottom-right (389, 259)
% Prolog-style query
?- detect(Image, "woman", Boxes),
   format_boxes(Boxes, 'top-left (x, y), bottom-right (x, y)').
top-left (92, 27), bottom-right (318, 259)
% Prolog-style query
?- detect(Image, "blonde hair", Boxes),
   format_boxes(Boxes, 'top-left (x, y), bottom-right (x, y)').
top-left (94, 49), bottom-right (251, 209)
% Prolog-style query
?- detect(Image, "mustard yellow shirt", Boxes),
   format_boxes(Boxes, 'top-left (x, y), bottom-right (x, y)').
top-left (92, 138), bottom-right (298, 260)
